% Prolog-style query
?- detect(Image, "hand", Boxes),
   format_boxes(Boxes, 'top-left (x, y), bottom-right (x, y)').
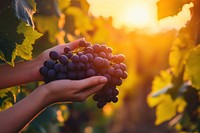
top-left (32, 38), bottom-right (85, 81)
top-left (40, 76), bottom-right (108, 104)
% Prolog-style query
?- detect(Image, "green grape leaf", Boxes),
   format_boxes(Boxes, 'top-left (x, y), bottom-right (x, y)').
top-left (0, 4), bottom-right (24, 65)
top-left (16, 21), bottom-right (42, 60)
top-left (66, 7), bottom-right (93, 35)
top-left (185, 45), bottom-right (200, 89)
top-left (169, 28), bottom-right (195, 77)
top-left (157, 0), bottom-right (192, 20)
top-left (34, 15), bottom-right (59, 43)
top-left (14, 0), bottom-right (36, 27)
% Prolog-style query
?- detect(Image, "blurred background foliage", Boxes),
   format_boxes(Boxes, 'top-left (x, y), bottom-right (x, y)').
top-left (0, 0), bottom-right (200, 133)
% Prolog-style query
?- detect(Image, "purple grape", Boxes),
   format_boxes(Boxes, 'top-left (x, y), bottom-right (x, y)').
top-left (112, 88), bottom-right (119, 95)
top-left (93, 94), bottom-right (99, 101)
top-left (119, 63), bottom-right (127, 71)
top-left (108, 67), bottom-right (115, 76)
top-left (100, 44), bottom-right (107, 51)
top-left (60, 65), bottom-right (68, 73)
top-left (54, 63), bottom-right (62, 72)
top-left (79, 40), bottom-right (87, 47)
top-left (48, 69), bottom-right (56, 78)
top-left (64, 46), bottom-right (71, 54)
top-left (44, 60), bottom-right (55, 69)
top-left (107, 47), bottom-right (113, 53)
top-left (85, 46), bottom-right (93, 53)
top-left (104, 87), bottom-right (112, 95)
top-left (67, 51), bottom-right (73, 58)
top-left (85, 53), bottom-right (93, 61)
top-left (67, 71), bottom-right (77, 80)
top-left (86, 69), bottom-right (96, 77)
top-left (112, 96), bottom-right (118, 103)
top-left (39, 67), bottom-right (48, 76)
top-left (49, 51), bottom-right (59, 60)
top-left (93, 57), bottom-right (104, 67)
top-left (71, 55), bottom-right (80, 63)
top-left (77, 62), bottom-right (85, 70)
top-left (113, 64), bottom-right (120, 69)
top-left (80, 55), bottom-right (88, 63)
top-left (68, 62), bottom-right (76, 70)
top-left (85, 62), bottom-right (91, 69)
top-left (121, 71), bottom-right (128, 79)
top-left (106, 53), bottom-right (113, 60)
top-left (117, 54), bottom-right (125, 62)
top-left (116, 78), bottom-right (122, 86)
top-left (115, 69), bottom-right (123, 77)
top-left (56, 73), bottom-right (67, 80)
top-left (78, 52), bottom-right (84, 56)
top-left (99, 52), bottom-right (106, 58)
top-left (97, 101), bottom-right (106, 109)
top-left (59, 55), bottom-right (68, 64)
top-left (103, 59), bottom-right (109, 67)
top-left (77, 71), bottom-right (86, 79)
top-left (92, 44), bottom-right (101, 53)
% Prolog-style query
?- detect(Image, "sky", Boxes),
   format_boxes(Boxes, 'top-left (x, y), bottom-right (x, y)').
top-left (87, 0), bottom-right (193, 33)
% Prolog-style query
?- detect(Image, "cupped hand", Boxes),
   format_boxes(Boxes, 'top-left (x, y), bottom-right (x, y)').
top-left (41, 76), bottom-right (108, 104)
top-left (32, 38), bottom-right (85, 81)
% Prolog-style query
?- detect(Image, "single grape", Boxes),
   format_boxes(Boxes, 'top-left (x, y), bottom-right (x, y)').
top-left (59, 55), bottom-right (68, 64)
top-left (44, 60), bottom-right (55, 69)
top-left (80, 55), bottom-right (88, 63)
top-left (48, 69), bottom-right (56, 78)
top-left (78, 52), bottom-right (84, 56)
top-left (112, 88), bottom-right (119, 95)
top-left (53, 63), bottom-right (62, 73)
top-left (115, 69), bottom-right (123, 77)
top-left (39, 67), bottom-right (48, 76)
top-left (121, 71), bottom-right (128, 79)
top-left (116, 78), bottom-right (122, 86)
top-left (84, 46), bottom-right (93, 53)
top-left (71, 55), bottom-right (80, 63)
top-left (100, 44), bottom-right (107, 52)
top-left (64, 46), bottom-right (71, 54)
top-left (49, 51), bottom-right (59, 60)
top-left (119, 63), bottom-right (127, 71)
top-left (85, 53), bottom-right (93, 61)
top-left (60, 64), bottom-right (68, 73)
top-left (99, 52), bottom-right (106, 58)
top-left (68, 62), bottom-right (76, 70)
top-left (67, 51), bottom-right (73, 58)
top-left (106, 53), bottom-right (113, 60)
top-left (97, 101), bottom-right (106, 109)
top-left (113, 64), bottom-right (120, 69)
top-left (112, 96), bottom-right (118, 103)
top-left (93, 57), bottom-right (104, 67)
top-left (86, 69), bottom-right (96, 77)
top-left (92, 44), bottom-right (101, 53)
top-left (77, 62), bottom-right (85, 70)
top-left (108, 67), bottom-right (115, 76)
top-left (107, 47), bottom-right (113, 53)
top-left (79, 40), bottom-right (87, 47)
top-left (117, 54), bottom-right (125, 62)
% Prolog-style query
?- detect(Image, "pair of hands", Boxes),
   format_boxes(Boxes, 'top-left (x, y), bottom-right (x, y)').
top-left (33, 38), bottom-right (108, 104)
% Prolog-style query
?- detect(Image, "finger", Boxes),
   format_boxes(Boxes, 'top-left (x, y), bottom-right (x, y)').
top-left (50, 38), bottom-right (85, 54)
top-left (73, 76), bottom-right (108, 91)
top-left (81, 83), bottom-right (106, 98)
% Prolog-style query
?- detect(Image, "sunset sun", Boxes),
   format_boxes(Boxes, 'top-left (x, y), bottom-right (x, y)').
top-left (119, 2), bottom-right (154, 29)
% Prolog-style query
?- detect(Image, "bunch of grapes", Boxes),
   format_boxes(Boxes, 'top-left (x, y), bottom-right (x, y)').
top-left (39, 40), bottom-right (128, 108)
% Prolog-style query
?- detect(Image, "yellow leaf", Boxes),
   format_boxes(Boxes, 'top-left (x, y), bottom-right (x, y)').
top-left (185, 45), bottom-right (200, 89)
top-left (155, 94), bottom-right (176, 125)
top-left (169, 28), bottom-right (195, 77)
top-left (174, 97), bottom-right (187, 113)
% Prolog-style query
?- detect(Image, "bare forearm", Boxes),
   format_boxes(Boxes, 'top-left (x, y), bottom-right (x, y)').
top-left (0, 86), bottom-right (49, 133)
top-left (0, 60), bottom-right (42, 89)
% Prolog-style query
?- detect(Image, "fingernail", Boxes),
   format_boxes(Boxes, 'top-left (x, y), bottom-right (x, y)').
top-left (99, 77), bottom-right (108, 83)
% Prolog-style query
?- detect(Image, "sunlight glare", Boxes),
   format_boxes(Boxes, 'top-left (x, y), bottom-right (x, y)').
top-left (119, 2), bottom-right (154, 29)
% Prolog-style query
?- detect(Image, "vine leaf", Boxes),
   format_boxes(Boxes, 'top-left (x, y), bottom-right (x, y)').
top-left (16, 21), bottom-right (42, 60)
top-left (169, 28), bottom-right (195, 77)
top-left (14, 0), bottom-right (36, 27)
top-left (157, 0), bottom-right (192, 20)
top-left (186, 45), bottom-right (200, 89)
